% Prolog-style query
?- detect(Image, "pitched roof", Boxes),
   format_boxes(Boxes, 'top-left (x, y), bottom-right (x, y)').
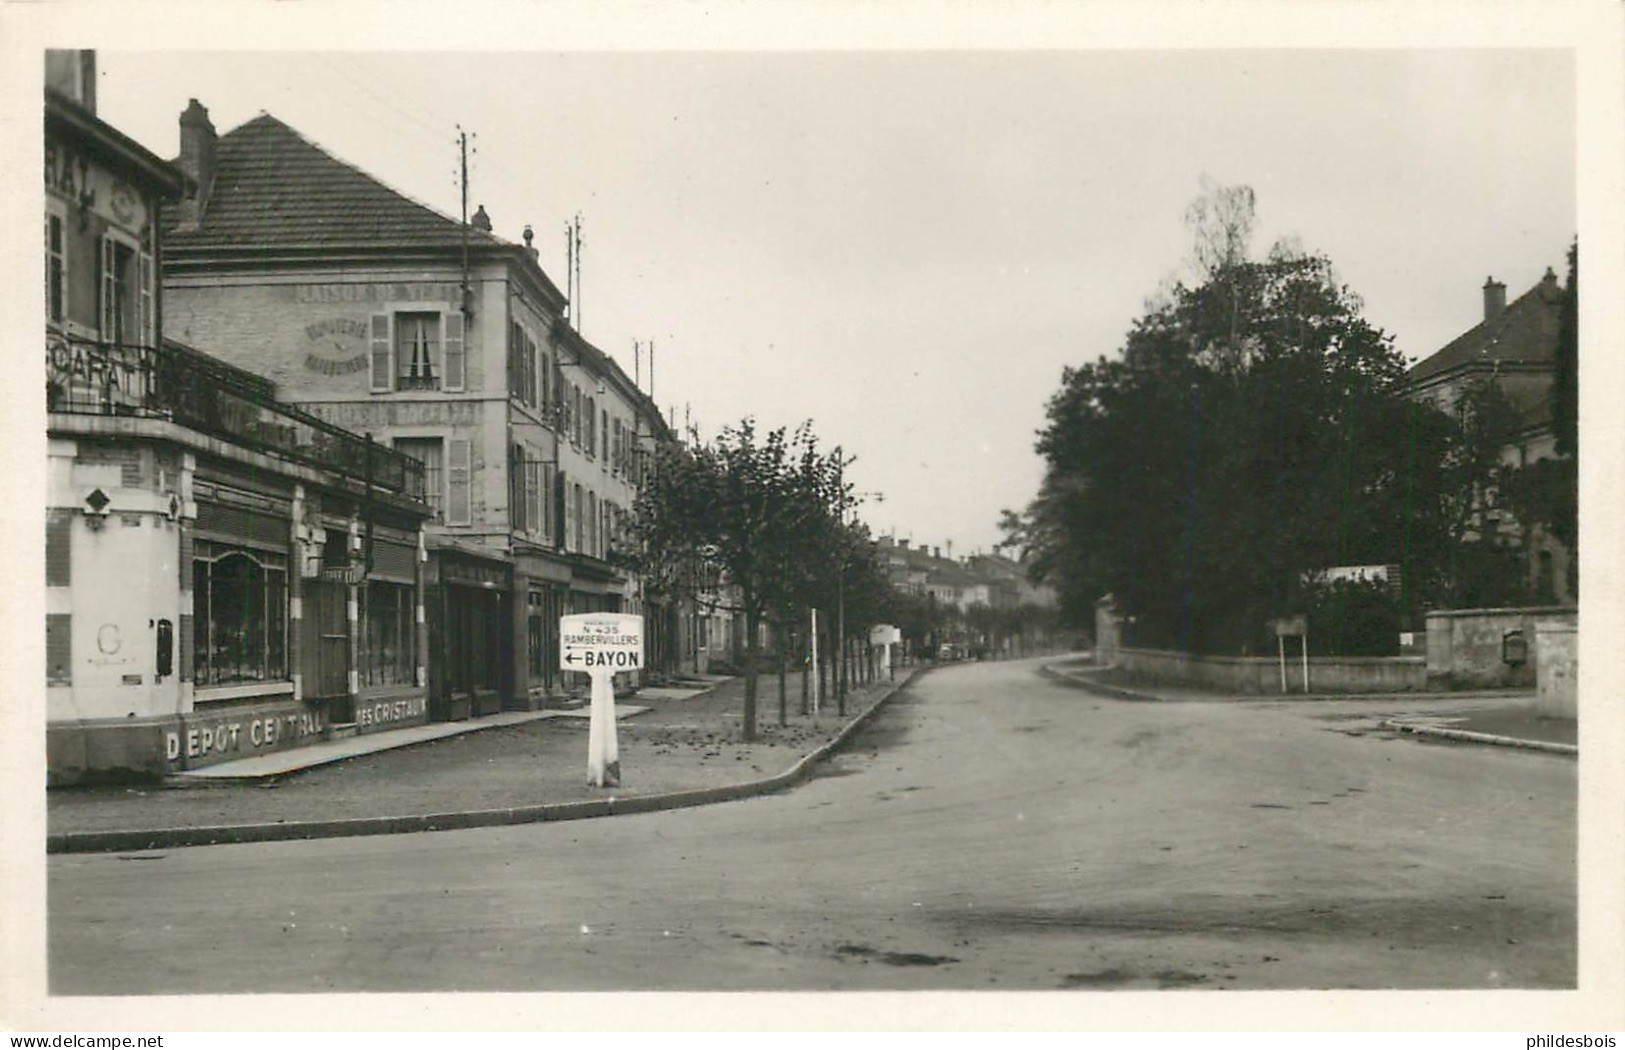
top-left (47, 90), bottom-right (185, 199)
top-left (1408, 271), bottom-right (1564, 386)
top-left (166, 112), bottom-right (504, 252)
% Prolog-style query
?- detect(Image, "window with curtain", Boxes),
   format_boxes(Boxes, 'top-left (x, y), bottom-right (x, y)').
top-left (395, 312), bottom-right (441, 390)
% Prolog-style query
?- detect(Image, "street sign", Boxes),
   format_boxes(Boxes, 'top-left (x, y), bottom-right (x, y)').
top-left (869, 624), bottom-right (900, 645)
top-left (560, 612), bottom-right (644, 672)
top-left (559, 613), bottom-right (644, 789)
top-left (1271, 615), bottom-right (1307, 637)
top-left (1268, 615), bottom-right (1310, 693)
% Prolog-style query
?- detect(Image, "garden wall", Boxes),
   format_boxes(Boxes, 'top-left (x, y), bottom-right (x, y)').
top-left (1108, 645), bottom-right (1425, 694)
top-left (1424, 606), bottom-right (1577, 689)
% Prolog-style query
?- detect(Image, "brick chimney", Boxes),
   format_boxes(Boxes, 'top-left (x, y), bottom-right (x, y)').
top-left (1482, 276), bottom-right (1506, 323)
top-left (45, 50), bottom-right (96, 112)
top-left (175, 99), bottom-right (217, 229)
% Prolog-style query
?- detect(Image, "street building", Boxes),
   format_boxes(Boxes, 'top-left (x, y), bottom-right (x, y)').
top-left (157, 101), bottom-right (680, 721)
top-left (1406, 268), bottom-right (1574, 603)
top-left (44, 53), bottom-right (434, 782)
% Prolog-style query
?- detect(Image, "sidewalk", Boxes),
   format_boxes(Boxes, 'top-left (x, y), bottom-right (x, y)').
top-left (1041, 658), bottom-right (1576, 754)
top-left (47, 666), bottom-right (925, 852)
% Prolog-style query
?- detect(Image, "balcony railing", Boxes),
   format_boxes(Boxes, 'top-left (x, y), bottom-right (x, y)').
top-left (47, 332), bottom-right (426, 502)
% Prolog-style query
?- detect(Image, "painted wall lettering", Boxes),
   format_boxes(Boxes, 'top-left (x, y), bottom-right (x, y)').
top-left (356, 696), bottom-right (427, 728)
top-left (164, 708), bottom-right (328, 765)
top-left (289, 282), bottom-right (461, 304)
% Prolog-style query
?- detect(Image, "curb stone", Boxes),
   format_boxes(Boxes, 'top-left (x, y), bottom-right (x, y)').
top-left (1036, 663), bottom-right (1172, 702)
top-left (1039, 664), bottom-right (1532, 705)
top-left (1042, 664), bottom-right (1572, 754)
top-left (47, 665), bottom-right (933, 855)
top-left (1376, 719), bottom-right (1577, 756)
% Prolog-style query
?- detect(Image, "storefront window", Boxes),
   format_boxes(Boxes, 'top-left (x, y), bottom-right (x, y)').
top-left (362, 580), bottom-right (415, 687)
top-left (193, 544), bottom-right (287, 685)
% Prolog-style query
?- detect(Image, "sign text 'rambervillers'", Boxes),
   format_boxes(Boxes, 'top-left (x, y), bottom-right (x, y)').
top-left (559, 613), bottom-right (644, 671)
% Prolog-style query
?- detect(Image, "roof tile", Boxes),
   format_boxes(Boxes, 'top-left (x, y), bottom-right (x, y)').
top-left (166, 113), bottom-right (503, 251)
top-left (1408, 273), bottom-right (1564, 384)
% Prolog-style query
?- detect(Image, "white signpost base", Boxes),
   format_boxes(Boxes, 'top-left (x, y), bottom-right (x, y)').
top-left (586, 670), bottom-right (620, 788)
top-left (560, 612), bottom-right (643, 789)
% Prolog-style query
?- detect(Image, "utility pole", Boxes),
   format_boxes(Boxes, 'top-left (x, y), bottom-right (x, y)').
top-left (810, 607), bottom-right (819, 716)
top-left (563, 222), bottom-right (573, 324)
top-left (573, 212), bottom-right (583, 333)
top-left (835, 446), bottom-right (847, 716)
top-left (457, 127), bottom-right (472, 317)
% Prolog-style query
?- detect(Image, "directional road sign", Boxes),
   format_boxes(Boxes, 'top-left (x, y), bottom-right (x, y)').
top-left (560, 612), bottom-right (644, 672)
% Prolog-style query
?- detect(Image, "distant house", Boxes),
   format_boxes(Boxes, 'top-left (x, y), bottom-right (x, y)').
top-left (1406, 268), bottom-right (1572, 602)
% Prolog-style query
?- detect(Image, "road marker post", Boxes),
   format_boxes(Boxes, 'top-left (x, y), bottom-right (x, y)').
top-left (560, 612), bottom-right (644, 787)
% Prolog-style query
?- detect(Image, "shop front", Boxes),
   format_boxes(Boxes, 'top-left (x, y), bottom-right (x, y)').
top-left (428, 546), bottom-right (512, 720)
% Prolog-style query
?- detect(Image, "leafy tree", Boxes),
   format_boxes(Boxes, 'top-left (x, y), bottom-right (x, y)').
top-left (1305, 577), bottom-right (1402, 657)
top-left (1025, 182), bottom-right (1454, 654)
top-left (624, 419), bottom-right (872, 740)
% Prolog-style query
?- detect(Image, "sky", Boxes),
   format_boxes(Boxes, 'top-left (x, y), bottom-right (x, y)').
top-left (89, 46), bottom-right (1575, 558)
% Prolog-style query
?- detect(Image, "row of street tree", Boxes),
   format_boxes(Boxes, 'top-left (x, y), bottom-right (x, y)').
top-left (619, 420), bottom-right (899, 740)
top-left (1005, 181), bottom-right (1578, 657)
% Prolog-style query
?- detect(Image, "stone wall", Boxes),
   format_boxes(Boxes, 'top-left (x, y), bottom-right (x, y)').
top-left (1111, 646), bottom-right (1425, 694)
top-left (1535, 620), bottom-right (1577, 718)
top-left (1424, 606), bottom-right (1577, 689)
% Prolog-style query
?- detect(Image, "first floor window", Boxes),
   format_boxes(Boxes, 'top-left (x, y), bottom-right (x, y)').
top-left (396, 312), bottom-right (441, 390)
top-left (394, 437), bottom-right (444, 522)
top-left (362, 580), bottom-right (415, 687)
top-left (373, 311), bottom-right (464, 392)
top-left (100, 234), bottom-right (146, 347)
top-left (192, 543), bottom-right (287, 686)
top-left (525, 454), bottom-right (542, 538)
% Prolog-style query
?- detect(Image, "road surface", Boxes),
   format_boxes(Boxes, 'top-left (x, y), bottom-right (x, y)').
top-left (49, 658), bottom-right (1576, 992)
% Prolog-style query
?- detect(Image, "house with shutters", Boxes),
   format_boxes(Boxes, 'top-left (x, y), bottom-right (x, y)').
top-left (1406, 268), bottom-right (1574, 603)
top-left (159, 99), bottom-right (679, 722)
top-left (44, 53), bottom-right (434, 783)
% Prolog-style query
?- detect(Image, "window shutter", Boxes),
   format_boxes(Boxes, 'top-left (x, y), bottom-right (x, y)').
top-left (443, 311), bottom-right (465, 391)
top-left (547, 465), bottom-right (560, 547)
top-left (447, 438), bottom-right (472, 525)
top-left (100, 236), bottom-right (115, 341)
top-left (508, 322), bottom-right (520, 396)
top-left (509, 444), bottom-right (525, 532)
top-left (563, 479), bottom-right (576, 553)
top-left (526, 335), bottom-right (538, 407)
top-left (139, 250), bottom-right (154, 346)
top-left (370, 314), bottom-right (392, 391)
top-left (526, 456), bottom-right (541, 535)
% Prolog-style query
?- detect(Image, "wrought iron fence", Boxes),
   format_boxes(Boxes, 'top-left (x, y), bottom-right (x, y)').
top-left (46, 332), bottom-right (426, 502)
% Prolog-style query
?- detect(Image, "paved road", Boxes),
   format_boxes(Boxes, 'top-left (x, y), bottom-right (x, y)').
top-left (49, 658), bottom-right (1575, 993)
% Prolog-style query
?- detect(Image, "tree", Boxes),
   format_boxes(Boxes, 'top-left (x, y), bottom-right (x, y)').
top-left (1025, 183), bottom-right (1453, 654)
top-left (625, 419), bottom-right (855, 741)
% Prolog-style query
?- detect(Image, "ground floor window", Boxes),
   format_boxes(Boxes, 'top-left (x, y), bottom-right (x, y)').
top-left (362, 580), bottom-right (415, 686)
top-left (193, 542), bottom-right (287, 685)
